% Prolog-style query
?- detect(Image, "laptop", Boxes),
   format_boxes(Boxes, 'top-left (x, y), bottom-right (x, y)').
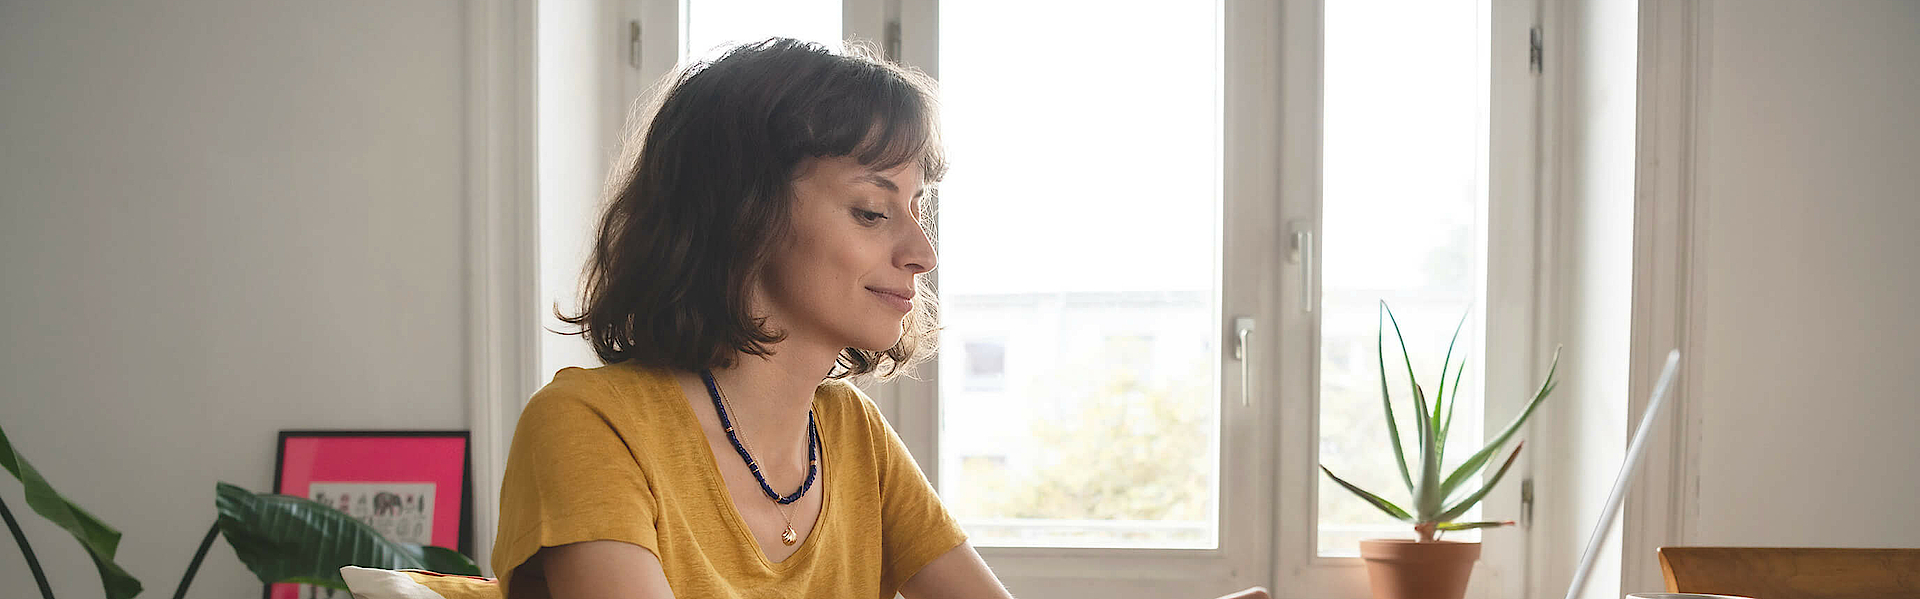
top-left (1562, 349), bottom-right (1684, 599)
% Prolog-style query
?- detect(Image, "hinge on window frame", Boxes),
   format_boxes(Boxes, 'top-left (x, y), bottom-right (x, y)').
top-left (884, 19), bottom-right (901, 62)
top-left (1520, 477), bottom-right (1535, 529)
top-left (1529, 26), bottom-right (1544, 74)
top-left (628, 20), bottom-right (643, 69)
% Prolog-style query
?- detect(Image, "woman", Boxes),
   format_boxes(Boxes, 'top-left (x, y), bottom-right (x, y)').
top-left (491, 37), bottom-right (1273, 599)
top-left (490, 37), bottom-right (1010, 599)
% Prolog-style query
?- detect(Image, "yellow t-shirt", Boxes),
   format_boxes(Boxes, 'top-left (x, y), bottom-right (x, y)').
top-left (491, 360), bottom-right (968, 599)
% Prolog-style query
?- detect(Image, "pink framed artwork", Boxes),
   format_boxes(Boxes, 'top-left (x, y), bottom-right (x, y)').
top-left (267, 430), bottom-right (472, 599)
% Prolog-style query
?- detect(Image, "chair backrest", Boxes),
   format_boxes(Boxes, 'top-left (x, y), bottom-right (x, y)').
top-left (1657, 546), bottom-right (1920, 599)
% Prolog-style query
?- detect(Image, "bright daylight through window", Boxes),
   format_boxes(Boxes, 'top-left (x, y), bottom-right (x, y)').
top-left (1316, 0), bottom-right (1491, 557)
top-left (934, 0), bottom-right (1224, 549)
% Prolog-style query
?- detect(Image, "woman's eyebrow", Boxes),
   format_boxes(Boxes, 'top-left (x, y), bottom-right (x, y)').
top-left (856, 172), bottom-right (926, 199)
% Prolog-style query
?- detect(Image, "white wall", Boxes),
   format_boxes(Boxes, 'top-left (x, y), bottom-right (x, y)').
top-left (1550, 1), bottom-right (1920, 595)
top-left (1, 2), bottom-right (473, 598)
top-left (1687, 0), bottom-right (1920, 546)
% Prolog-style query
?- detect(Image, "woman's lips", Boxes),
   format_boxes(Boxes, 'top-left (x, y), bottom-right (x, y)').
top-left (868, 288), bottom-right (913, 312)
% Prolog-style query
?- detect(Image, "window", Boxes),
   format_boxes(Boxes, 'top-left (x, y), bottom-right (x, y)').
top-left (932, 0), bottom-right (1224, 551)
top-left (1315, 0), bottom-right (1492, 557)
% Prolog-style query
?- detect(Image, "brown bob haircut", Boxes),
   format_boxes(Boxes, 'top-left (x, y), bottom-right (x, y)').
top-left (555, 37), bottom-right (946, 381)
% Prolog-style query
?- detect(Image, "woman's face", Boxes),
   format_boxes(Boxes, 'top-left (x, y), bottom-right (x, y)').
top-left (753, 155), bottom-right (936, 353)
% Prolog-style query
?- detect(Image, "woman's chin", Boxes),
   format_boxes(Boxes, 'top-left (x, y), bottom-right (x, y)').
top-left (849, 337), bottom-right (900, 353)
top-left (847, 323), bottom-right (905, 352)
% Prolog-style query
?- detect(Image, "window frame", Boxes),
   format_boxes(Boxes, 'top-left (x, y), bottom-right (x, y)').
top-left (1278, 1), bottom-right (1547, 598)
top-left (870, 1), bottom-right (1547, 597)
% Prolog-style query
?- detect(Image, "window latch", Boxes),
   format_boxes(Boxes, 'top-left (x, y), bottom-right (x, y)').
top-left (1233, 317), bottom-right (1255, 407)
top-left (1289, 223), bottom-right (1313, 313)
top-left (1521, 477), bottom-right (1535, 529)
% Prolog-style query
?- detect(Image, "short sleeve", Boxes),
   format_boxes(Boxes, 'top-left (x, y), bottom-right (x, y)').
top-left (848, 386), bottom-right (969, 594)
top-left (491, 370), bottom-right (660, 594)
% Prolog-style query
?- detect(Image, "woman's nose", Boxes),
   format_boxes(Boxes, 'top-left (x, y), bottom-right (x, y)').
top-left (902, 221), bottom-right (937, 274)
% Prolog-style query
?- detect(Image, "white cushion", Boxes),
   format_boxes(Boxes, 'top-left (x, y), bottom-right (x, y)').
top-left (339, 566), bottom-right (448, 599)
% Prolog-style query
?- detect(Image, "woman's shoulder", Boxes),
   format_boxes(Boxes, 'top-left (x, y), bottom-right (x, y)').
top-left (814, 377), bottom-right (883, 423)
top-left (523, 360), bottom-right (682, 422)
top-left (506, 361), bottom-right (692, 470)
top-left (814, 377), bottom-right (910, 452)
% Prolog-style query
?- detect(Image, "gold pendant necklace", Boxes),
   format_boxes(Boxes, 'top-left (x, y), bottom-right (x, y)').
top-left (771, 454), bottom-right (813, 545)
top-left (777, 502), bottom-right (799, 545)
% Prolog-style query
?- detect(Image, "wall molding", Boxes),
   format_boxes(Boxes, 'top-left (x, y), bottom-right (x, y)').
top-left (1623, 0), bottom-right (1707, 590)
top-left (464, 0), bottom-right (540, 576)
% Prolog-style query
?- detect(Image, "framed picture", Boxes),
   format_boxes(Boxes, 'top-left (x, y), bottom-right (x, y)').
top-left (266, 430), bottom-right (472, 599)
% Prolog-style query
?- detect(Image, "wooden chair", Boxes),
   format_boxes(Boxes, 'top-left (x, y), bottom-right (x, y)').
top-left (1657, 546), bottom-right (1920, 599)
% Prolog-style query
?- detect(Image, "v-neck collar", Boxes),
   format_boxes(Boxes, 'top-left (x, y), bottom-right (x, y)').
top-left (650, 364), bottom-right (833, 571)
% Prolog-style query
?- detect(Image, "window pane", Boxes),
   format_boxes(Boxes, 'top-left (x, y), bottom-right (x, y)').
top-left (684, 0), bottom-right (840, 61)
top-left (936, 0), bottom-right (1223, 549)
top-left (1317, 0), bottom-right (1491, 556)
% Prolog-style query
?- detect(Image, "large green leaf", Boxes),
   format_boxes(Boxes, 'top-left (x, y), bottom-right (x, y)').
top-left (1436, 520), bottom-right (1514, 532)
top-left (1438, 355), bottom-right (1468, 455)
top-left (1439, 346), bottom-right (1561, 498)
top-left (213, 482), bottom-right (479, 590)
top-left (1432, 307), bottom-right (1474, 465)
top-left (1319, 465), bottom-right (1413, 522)
top-left (1384, 304), bottom-right (1443, 519)
top-left (1437, 441), bottom-right (1526, 522)
top-left (0, 423), bottom-right (144, 599)
top-left (418, 545), bottom-right (482, 577)
top-left (1411, 383), bottom-right (1442, 518)
top-left (1432, 310), bottom-right (1470, 443)
top-left (1375, 303), bottom-right (1414, 494)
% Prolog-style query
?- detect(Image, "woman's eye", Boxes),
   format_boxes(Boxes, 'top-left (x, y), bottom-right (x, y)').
top-left (855, 209), bottom-right (889, 223)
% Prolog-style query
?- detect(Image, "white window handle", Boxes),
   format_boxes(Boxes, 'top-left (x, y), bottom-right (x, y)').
top-left (1233, 317), bottom-right (1255, 406)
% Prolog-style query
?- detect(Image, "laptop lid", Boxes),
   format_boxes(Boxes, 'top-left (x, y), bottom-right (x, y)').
top-left (1563, 349), bottom-right (1683, 599)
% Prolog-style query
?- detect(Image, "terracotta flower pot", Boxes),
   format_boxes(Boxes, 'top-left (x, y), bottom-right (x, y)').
top-left (1358, 539), bottom-right (1481, 599)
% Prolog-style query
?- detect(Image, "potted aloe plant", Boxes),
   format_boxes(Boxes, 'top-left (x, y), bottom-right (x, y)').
top-left (1319, 301), bottom-right (1560, 599)
top-left (1, 423), bottom-right (477, 599)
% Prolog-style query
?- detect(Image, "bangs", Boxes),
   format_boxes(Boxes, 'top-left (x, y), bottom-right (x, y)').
top-left (784, 62), bottom-right (949, 185)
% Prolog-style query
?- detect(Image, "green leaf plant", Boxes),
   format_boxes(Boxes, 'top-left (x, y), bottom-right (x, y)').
top-left (1319, 300), bottom-right (1561, 543)
top-left (1, 423), bottom-right (478, 599)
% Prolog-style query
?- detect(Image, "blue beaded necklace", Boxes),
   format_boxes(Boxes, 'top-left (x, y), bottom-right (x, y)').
top-left (699, 368), bottom-right (819, 506)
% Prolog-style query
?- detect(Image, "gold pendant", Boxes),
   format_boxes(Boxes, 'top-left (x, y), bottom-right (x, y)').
top-left (781, 524), bottom-right (798, 545)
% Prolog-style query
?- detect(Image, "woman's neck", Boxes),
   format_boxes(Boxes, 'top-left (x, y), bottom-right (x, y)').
top-left (701, 341), bottom-right (842, 466)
